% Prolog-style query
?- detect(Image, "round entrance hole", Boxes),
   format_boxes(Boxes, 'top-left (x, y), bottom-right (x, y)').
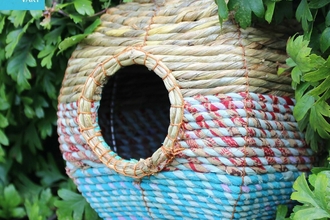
top-left (98, 65), bottom-right (170, 160)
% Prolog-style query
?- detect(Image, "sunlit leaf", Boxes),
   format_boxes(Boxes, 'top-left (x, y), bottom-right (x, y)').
top-left (8, 11), bottom-right (27, 28)
top-left (293, 208), bottom-right (330, 220)
top-left (73, 0), bottom-right (94, 16)
top-left (292, 173), bottom-right (318, 207)
top-left (264, 0), bottom-right (276, 23)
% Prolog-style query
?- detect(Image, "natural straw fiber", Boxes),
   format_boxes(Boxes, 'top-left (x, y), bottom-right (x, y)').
top-left (57, 0), bottom-right (312, 219)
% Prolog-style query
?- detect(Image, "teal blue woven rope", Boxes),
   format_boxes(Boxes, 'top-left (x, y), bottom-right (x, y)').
top-left (71, 165), bottom-right (301, 219)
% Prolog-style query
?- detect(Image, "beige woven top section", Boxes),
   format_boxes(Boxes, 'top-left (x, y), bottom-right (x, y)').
top-left (58, 0), bottom-right (294, 178)
top-left (59, 0), bottom-right (293, 104)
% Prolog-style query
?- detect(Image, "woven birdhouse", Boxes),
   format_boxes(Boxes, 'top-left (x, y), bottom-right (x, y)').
top-left (57, 0), bottom-right (313, 219)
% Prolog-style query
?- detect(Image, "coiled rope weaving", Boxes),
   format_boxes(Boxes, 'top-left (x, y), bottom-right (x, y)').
top-left (57, 0), bottom-right (313, 219)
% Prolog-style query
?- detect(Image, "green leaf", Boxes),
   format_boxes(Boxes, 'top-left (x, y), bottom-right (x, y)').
top-left (295, 82), bottom-right (311, 101)
top-left (295, 0), bottom-right (313, 33)
top-left (35, 107), bottom-right (44, 118)
top-left (286, 36), bottom-right (312, 70)
top-left (6, 47), bottom-right (37, 91)
top-left (55, 189), bottom-right (99, 220)
top-left (0, 113), bottom-right (9, 128)
top-left (25, 200), bottom-right (43, 220)
top-left (326, 10), bottom-right (330, 27)
top-left (228, 0), bottom-right (265, 28)
top-left (275, 204), bottom-right (288, 220)
top-left (290, 66), bottom-right (302, 86)
top-left (58, 34), bottom-right (88, 53)
top-left (308, 0), bottom-right (330, 9)
top-left (311, 167), bottom-right (330, 174)
top-left (10, 207), bottom-right (26, 218)
top-left (32, 33), bottom-right (45, 51)
top-left (36, 154), bottom-right (66, 186)
top-left (40, 71), bottom-right (57, 99)
top-left (309, 76), bottom-right (330, 97)
top-left (38, 45), bottom-right (56, 69)
top-left (5, 17), bottom-right (34, 58)
top-left (58, 19), bottom-right (101, 53)
top-left (314, 172), bottom-right (330, 210)
top-left (15, 174), bottom-right (43, 197)
top-left (320, 27), bottom-right (330, 52)
top-left (310, 102), bottom-right (330, 139)
top-left (24, 104), bottom-right (35, 119)
top-left (37, 116), bottom-right (54, 139)
top-left (304, 123), bottom-right (319, 151)
top-left (9, 136), bottom-right (23, 163)
top-left (293, 93), bottom-right (315, 121)
top-left (8, 11), bottom-right (27, 28)
top-left (0, 98), bottom-right (9, 110)
top-left (293, 207), bottom-right (330, 220)
top-left (5, 29), bottom-right (24, 58)
top-left (24, 124), bottom-right (42, 153)
top-left (21, 96), bottom-right (33, 105)
top-left (0, 146), bottom-right (5, 163)
top-left (303, 57), bottom-right (330, 82)
top-left (69, 13), bottom-right (83, 24)
top-left (273, 1), bottom-right (293, 24)
top-left (29, 10), bottom-right (43, 19)
top-left (73, 0), bottom-right (94, 16)
top-left (84, 18), bottom-right (101, 34)
top-left (291, 173), bottom-right (319, 207)
top-left (24, 189), bottom-right (56, 220)
top-left (0, 16), bottom-right (5, 34)
top-left (308, 173), bottom-right (317, 187)
top-left (285, 58), bottom-right (296, 68)
top-left (216, 0), bottom-right (229, 23)
top-left (44, 26), bottom-right (64, 45)
top-left (248, 0), bottom-right (265, 18)
top-left (298, 111), bottom-right (309, 131)
top-left (264, 0), bottom-right (276, 23)
top-left (0, 129), bottom-right (9, 146)
top-left (4, 184), bottom-right (22, 208)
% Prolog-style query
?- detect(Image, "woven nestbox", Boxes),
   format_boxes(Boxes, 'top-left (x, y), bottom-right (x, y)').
top-left (57, 0), bottom-right (313, 219)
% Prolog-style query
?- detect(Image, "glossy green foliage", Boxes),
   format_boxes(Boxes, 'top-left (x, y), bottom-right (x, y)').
top-left (0, 0), bottom-right (120, 219)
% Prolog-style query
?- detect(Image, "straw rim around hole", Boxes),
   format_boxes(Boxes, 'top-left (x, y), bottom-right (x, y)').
top-left (77, 47), bottom-right (184, 179)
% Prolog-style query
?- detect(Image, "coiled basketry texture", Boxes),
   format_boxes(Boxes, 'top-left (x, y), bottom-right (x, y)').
top-left (57, 0), bottom-right (313, 219)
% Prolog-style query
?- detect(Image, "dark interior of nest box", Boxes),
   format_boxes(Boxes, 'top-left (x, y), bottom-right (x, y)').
top-left (98, 65), bottom-right (170, 160)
